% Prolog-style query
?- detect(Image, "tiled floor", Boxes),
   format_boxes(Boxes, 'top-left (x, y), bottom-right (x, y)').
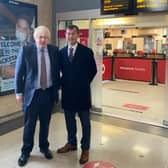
top-left (103, 80), bottom-right (166, 126)
top-left (1, 112), bottom-right (168, 168)
top-left (0, 94), bottom-right (21, 118)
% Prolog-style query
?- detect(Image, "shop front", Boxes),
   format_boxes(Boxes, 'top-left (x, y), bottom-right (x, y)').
top-left (56, 9), bottom-right (168, 127)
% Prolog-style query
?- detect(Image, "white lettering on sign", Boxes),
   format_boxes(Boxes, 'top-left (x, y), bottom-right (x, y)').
top-left (120, 66), bottom-right (146, 71)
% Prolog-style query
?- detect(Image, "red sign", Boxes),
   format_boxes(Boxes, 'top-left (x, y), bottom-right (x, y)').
top-left (79, 29), bottom-right (89, 37)
top-left (58, 29), bottom-right (89, 38)
top-left (115, 58), bottom-right (151, 82)
top-left (157, 60), bottom-right (165, 83)
top-left (103, 57), bottom-right (112, 80)
top-left (123, 104), bottom-right (149, 111)
top-left (80, 37), bottom-right (88, 46)
top-left (58, 30), bottom-right (65, 38)
top-left (83, 161), bottom-right (116, 168)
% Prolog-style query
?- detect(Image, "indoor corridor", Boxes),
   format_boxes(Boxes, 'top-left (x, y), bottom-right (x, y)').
top-left (103, 79), bottom-right (166, 126)
top-left (1, 112), bottom-right (168, 168)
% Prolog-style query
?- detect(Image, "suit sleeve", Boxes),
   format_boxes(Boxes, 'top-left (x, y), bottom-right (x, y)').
top-left (87, 49), bottom-right (97, 83)
top-left (14, 47), bottom-right (26, 94)
top-left (54, 46), bottom-right (61, 90)
top-left (51, 46), bottom-right (61, 103)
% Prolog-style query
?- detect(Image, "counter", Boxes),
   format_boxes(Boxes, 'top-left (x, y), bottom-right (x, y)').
top-left (102, 56), bottom-right (165, 84)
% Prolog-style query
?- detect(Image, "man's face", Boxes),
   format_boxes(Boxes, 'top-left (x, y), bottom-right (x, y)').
top-left (16, 19), bottom-right (29, 34)
top-left (16, 19), bottom-right (30, 41)
top-left (34, 31), bottom-right (49, 48)
top-left (65, 28), bottom-right (79, 45)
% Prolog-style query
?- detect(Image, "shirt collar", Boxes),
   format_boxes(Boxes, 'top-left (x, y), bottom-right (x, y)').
top-left (36, 45), bottom-right (47, 52)
top-left (68, 42), bottom-right (78, 50)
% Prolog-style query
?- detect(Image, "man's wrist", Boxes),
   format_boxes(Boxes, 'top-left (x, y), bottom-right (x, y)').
top-left (16, 93), bottom-right (22, 97)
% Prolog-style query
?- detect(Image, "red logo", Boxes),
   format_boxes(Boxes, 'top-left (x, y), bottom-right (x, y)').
top-left (123, 104), bottom-right (149, 111)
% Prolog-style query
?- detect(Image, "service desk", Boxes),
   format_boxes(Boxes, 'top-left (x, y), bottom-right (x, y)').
top-left (102, 57), bottom-right (112, 80)
top-left (102, 56), bottom-right (165, 84)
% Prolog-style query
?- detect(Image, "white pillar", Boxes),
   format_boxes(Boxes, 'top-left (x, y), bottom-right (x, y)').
top-left (163, 28), bottom-right (168, 126)
top-left (91, 29), bottom-right (103, 111)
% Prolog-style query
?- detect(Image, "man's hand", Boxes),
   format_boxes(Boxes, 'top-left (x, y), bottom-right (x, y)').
top-left (16, 95), bottom-right (23, 103)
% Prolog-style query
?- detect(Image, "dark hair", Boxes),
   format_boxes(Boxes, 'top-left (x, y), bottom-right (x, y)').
top-left (17, 15), bottom-right (32, 28)
top-left (66, 25), bottom-right (79, 33)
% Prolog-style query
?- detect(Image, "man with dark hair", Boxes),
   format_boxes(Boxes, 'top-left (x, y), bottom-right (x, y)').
top-left (57, 25), bottom-right (97, 164)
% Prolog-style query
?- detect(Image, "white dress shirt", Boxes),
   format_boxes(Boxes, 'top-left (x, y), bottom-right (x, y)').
top-left (68, 43), bottom-right (78, 56)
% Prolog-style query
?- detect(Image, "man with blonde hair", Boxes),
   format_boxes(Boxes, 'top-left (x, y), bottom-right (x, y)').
top-left (15, 25), bottom-right (60, 166)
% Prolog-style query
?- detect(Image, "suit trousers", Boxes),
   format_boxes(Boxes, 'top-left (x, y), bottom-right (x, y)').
top-left (64, 109), bottom-right (91, 150)
top-left (21, 87), bottom-right (54, 156)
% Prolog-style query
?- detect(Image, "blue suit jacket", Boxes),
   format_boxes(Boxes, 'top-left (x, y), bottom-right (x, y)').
top-left (15, 44), bottom-right (60, 111)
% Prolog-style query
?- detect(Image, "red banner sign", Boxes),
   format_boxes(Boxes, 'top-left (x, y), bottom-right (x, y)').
top-left (115, 58), bottom-right (151, 82)
top-left (58, 29), bottom-right (89, 38)
top-left (157, 60), bottom-right (165, 83)
top-left (103, 57), bottom-right (112, 80)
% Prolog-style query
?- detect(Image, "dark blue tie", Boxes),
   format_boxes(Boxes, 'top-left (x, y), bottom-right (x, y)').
top-left (69, 47), bottom-right (73, 62)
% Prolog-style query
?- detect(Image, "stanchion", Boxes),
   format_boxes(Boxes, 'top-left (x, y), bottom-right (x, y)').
top-left (111, 56), bottom-right (116, 81)
top-left (149, 58), bottom-right (158, 85)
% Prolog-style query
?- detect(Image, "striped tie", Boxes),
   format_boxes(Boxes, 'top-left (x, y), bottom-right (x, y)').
top-left (40, 48), bottom-right (47, 90)
top-left (69, 47), bottom-right (73, 62)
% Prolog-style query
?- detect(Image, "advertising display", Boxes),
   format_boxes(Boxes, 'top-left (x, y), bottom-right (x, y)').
top-left (0, 0), bottom-right (37, 95)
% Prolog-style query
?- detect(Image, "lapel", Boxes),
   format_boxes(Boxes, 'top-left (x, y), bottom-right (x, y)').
top-left (47, 45), bottom-right (59, 77)
top-left (31, 44), bottom-right (38, 76)
top-left (74, 43), bottom-right (80, 58)
top-left (72, 43), bottom-right (81, 63)
top-left (47, 45), bottom-right (53, 74)
top-left (64, 46), bottom-right (69, 62)
top-left (47, 45), bottom-right (52, 62)
top-left (65, 43), bottom-right (80, 63)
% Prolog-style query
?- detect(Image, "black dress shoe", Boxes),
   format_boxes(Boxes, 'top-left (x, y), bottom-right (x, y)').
top-left (18, 154), bottom-right (29, 167)
top-left (40, 149), bottom-right (53, 159)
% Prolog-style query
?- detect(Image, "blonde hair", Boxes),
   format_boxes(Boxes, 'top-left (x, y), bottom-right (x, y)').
top-left (33, 26), bottom-right (51, 40)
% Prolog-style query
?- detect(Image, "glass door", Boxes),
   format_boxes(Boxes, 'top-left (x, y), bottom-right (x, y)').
top-left (57, 19), bottom-right (102, 112)
top-left (91, 14), bottom-right (168, 127)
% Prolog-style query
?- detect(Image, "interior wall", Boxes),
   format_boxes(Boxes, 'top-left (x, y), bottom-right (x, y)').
top-left (55, 0), bottom-right (100, 12)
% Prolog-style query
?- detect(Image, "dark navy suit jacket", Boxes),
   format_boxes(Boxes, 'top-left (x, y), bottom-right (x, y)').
top-left (15, 44), bottom-right (60, 111)
top-left (59, 43), bottom-right (97, 111)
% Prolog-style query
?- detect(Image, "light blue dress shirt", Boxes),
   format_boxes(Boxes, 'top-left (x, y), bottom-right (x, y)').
top-left (16, 46), bottom-right (52, 97)
top-left (37, 47), bottom-right (52, 89)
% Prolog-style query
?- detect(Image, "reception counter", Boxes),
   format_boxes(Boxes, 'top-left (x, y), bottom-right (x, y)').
top-left (103, 56), bottom-right (165, 84)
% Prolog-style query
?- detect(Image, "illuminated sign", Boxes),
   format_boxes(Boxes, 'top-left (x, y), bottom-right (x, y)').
top-left (136, 0), bottom-right (168, 12)
top-left (101, 0), bottom-right (132, 14)
top-left (101, 0), bottom-right (168, 15)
